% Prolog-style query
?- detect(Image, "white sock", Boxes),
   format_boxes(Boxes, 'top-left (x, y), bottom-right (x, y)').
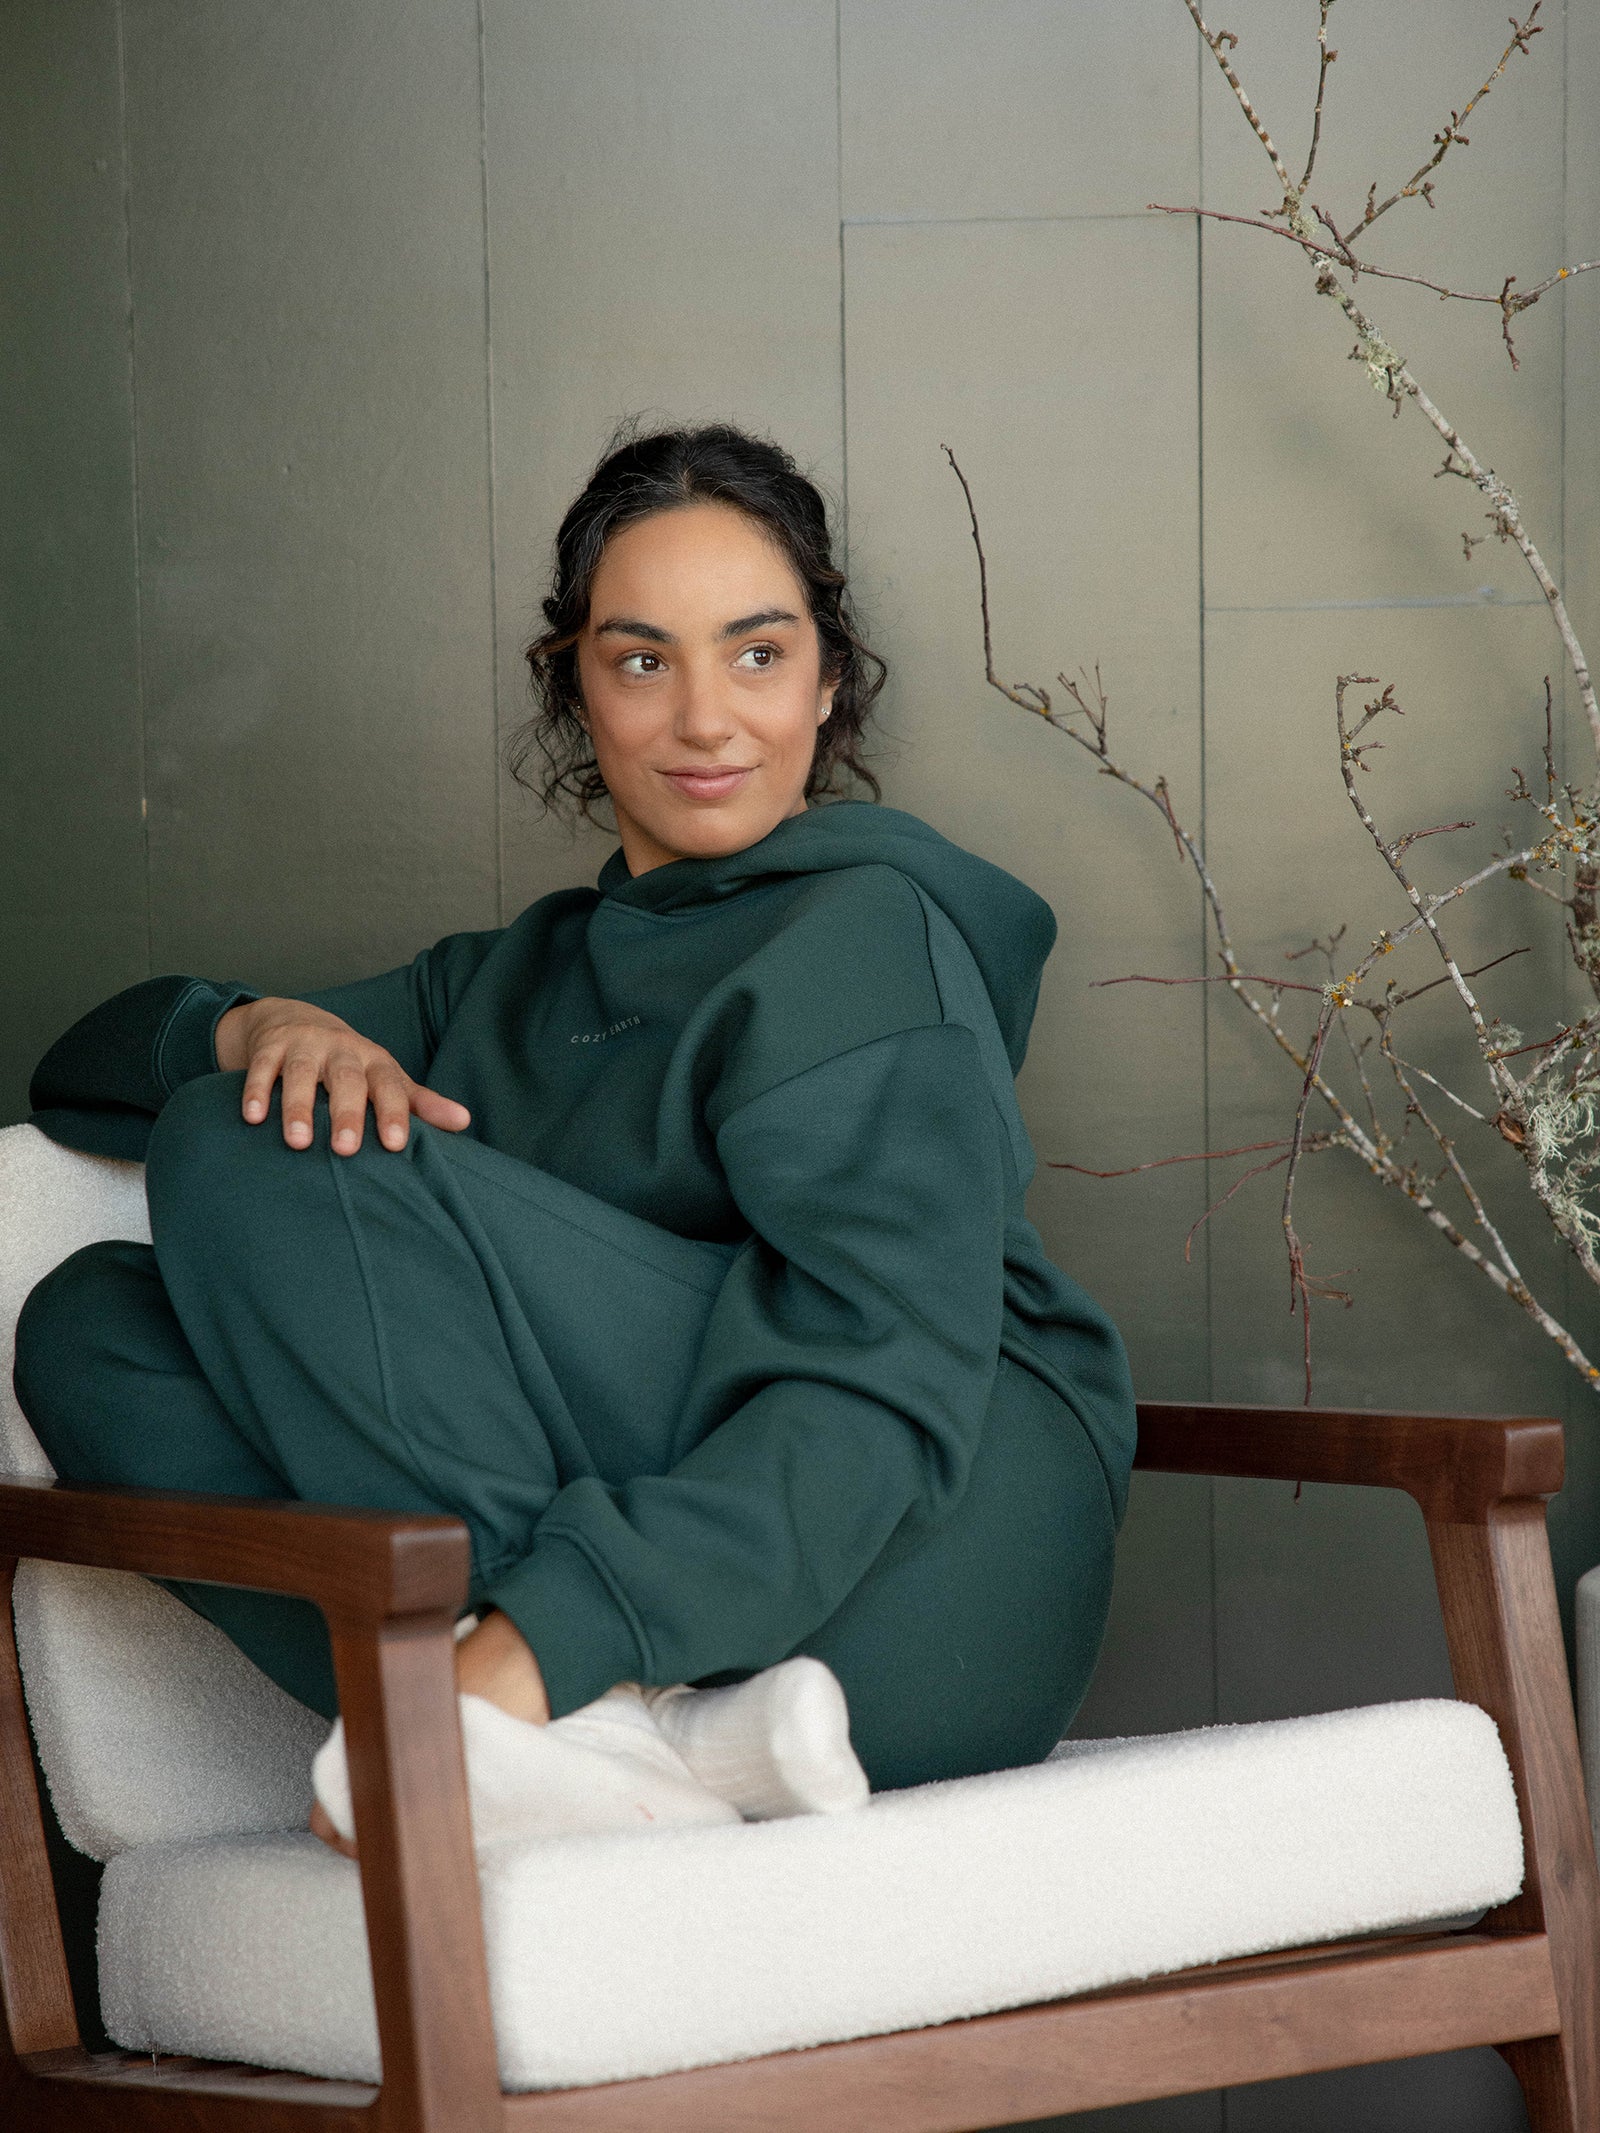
top-left (642, 1656), bottom-right (869, 1820)
top-left (311, 1681), bottom-right (740, 1853)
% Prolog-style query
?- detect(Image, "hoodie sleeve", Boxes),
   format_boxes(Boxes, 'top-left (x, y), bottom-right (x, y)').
top-left (28, 976), bottom-right (265, 1159)
top-left (26, 933), bottom-right (502, 1160)
top-left (483, 1019), bottom-right (1011, 1711)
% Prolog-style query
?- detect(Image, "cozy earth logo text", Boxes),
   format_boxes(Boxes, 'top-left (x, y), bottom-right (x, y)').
top-left (570, 1015), bottom-right (643, 1046)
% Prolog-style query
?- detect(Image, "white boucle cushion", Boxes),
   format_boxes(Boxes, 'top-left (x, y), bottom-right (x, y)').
top-left (0, 1122), bottom-right (327, 1858)
top-left (98, 1696), bottom-right (1522, 2092)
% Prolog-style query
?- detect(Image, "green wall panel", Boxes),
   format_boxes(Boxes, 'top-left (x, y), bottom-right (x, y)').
top-left (0, 0), bottom-right (146, 1122)
top-left (481, 0), bottom-right (844, 921)
top-left (122, 0), bottom-right (498, 996)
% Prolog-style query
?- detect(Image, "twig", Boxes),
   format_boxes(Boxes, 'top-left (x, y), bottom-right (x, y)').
top-left (1379, 1028), bottom-right (1518, 1276)
top-left (1381, 1048), bottom-right (1488, 1122)
top-left (1353, 3), bottom-right (1543, 235)
top-left (1384, 944), bottom-right (1530, 1010)
top-left (1334, 676), bottom-right (1510, 1072)
top-left (1299, 0), bottom-right (1338, 194)
top-left (1180, 0), bottom-right (1296, 195)
top-left (1091, 971), bottom-right (1324, 994)
top-left (1185, 1150), bottom-right (1299, 1262)
top-left (1144, 201), bottom-right (1597, 343)
top-left (1282, 1005), bottom-right (1342, 1403)
top-left (1051, 1138), bottom-right (1294, 1179)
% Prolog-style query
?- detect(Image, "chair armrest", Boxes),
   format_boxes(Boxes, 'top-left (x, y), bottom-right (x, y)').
top-left (0, 1474), bottom-right (469, 1626)
top-left (1134, 1401), bottom-right (1563, 1521)
top-left (0, 1473), bottom-right (501, 2121)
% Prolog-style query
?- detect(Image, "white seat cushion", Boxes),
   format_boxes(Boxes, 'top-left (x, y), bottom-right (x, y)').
top-left (98, 1696), bottom-right (1522, 2092)
top-left (0, 1123), bottom-right (327, 1858)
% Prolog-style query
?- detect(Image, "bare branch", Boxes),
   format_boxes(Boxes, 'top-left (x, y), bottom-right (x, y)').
top-left (1091, 971), bottom-right (1324, 995)
top-left (1145, 199), bottom-right (1598, 350)
top-left (1282, 1004), bottom-right (1340, 1402)
top-left (1380, 1048), bottom-right (1488, 1122)
top-left (1051, 1137), bottom-right (1296, 1180)
top-left (1379, 1027), bottom-right (1520, 1279)
top-left (1384, 944), bottom-right (1530, 1010)
top-left (1353, 3), bottom-right (1543, 234)
top-left (1299, 0), bottom-right (1339, 193)
top-left (941, 444), bottom-right (1041, 717)
top-left (1181, 0), bottom-right (1296, 195)
top-left (1185, 1150), bottom-right (1300, 1262)
top-left (1333, 675), bottom-right (1510, 1072)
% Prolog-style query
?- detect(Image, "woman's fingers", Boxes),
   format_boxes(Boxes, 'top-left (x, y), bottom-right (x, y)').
top-left (411, 1085), bottom-right (473, 1133)
top-left (369, 1063), bottom-right (417, 1153)
top-left (325, 1053), bottom-right (375, 1155)
top-left (240, 1042), bottom-right (286, 1126)
top-left (278, 1049), bottom-right (324, 1148)
top-left (227, 1003), bottom-right (468, 1154)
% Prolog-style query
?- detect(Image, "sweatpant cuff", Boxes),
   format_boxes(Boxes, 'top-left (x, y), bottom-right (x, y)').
top-left (481, 1535), bottom-right (646, 1720)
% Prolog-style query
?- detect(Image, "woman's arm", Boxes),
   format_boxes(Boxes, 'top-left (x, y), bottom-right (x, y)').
top-left (28, 975), bottom-right (261, 1158)
top-left (482, 1020), bottom-right (1010, 1717)
top-left (27, 929), bottom-right (500, 1160)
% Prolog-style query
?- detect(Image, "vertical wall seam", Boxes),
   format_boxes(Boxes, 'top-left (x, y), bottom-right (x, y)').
top-left (1570, 4), bottom-right (1578, 1433)
top-left (1559, 0), bottom-right (1569, 620)
top-left (114, 0), bottom-right (151, 974)
top-left (1195, 89), bottom-right (1224, 2133)
top-left (476, 0), bottom-right (504, 927)
top-left (835, 0), bottom-right (849, 557)
top-left (1192, 61), bottom-right (1227, 2125)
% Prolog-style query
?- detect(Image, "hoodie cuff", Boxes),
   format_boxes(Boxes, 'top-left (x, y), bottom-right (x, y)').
top-left (479, 1532), bottom-right (648, 1719)
top-left (152, 981), bottom-right (261, 1095)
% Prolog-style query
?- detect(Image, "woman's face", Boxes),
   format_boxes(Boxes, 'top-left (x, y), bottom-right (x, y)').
top-left (575, 500), bottom-right (833, 875)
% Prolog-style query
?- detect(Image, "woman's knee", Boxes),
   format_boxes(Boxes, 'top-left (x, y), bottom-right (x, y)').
top-left (13, 1240), bottom-right (158, 1469)
top-left (145, 1073), bottom-right (316, 1257)
top-left (145, 1070), bottom-right (251, 1199)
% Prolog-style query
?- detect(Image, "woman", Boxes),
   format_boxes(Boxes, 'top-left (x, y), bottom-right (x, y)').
top-left (14, 424), bottom-right (1135, 1855)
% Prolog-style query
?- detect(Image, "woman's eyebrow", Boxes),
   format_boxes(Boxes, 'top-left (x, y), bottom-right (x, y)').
top-left (719, 608), bottom-right (800, 639)
top-left (593, 615), bottom-right (674, 643)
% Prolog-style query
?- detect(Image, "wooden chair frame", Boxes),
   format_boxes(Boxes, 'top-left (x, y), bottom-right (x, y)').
top-left (0, 1400), bottom-right (1596, 2132)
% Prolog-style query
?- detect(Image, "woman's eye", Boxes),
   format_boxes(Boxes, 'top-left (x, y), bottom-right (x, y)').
top-left (620, 651), bottom-right (664, 676)
top-left (736, 643), bottom-right (779, 669)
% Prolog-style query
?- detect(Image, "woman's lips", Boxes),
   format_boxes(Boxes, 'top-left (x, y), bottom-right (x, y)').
top-left (660, 766), bottom-right (755, 800)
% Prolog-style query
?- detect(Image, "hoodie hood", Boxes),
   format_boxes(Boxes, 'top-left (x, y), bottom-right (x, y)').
top-left (595, 800), bottom-right (1058, 1072)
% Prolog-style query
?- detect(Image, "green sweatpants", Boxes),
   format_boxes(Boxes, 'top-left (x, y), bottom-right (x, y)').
top-left (14, 1072), bottom-right (1116, 1791)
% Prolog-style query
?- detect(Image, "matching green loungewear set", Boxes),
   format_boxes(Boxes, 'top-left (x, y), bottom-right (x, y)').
top-left (15, 801), bottom-right (1135, 1791)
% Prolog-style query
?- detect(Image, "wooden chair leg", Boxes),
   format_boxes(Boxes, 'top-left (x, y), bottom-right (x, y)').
top-left (0, 1556), bottom-right (79, 2062)
top-left (1500, 2034), bottom-right (1589, 2133)
top-left (1429, 1505), bottom-right (1600, 2133)
top-left (329, 1613), bottom-right (503, 2133)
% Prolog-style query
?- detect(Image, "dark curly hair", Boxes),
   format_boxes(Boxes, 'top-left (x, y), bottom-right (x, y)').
top-left (509, 422), bottom-right (885, 821)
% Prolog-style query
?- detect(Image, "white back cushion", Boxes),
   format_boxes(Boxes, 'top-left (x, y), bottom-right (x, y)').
top-left (1, 1122), bottom-right (324, 1861)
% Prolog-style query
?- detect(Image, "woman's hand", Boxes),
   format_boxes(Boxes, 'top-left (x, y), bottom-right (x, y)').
top-left (214, 997), bottom-right (471, 1156)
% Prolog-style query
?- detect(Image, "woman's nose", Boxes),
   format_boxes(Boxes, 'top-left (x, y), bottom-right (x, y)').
top-left (674, 668), bottom-right (737, 745)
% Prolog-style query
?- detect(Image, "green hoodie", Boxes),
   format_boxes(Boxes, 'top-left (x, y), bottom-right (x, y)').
top-left (30, 801), bottom-right (1135, 1692)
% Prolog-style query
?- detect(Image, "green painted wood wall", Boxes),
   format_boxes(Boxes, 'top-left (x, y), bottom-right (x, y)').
top-left (5, 4), bottom-right (1597, 2125)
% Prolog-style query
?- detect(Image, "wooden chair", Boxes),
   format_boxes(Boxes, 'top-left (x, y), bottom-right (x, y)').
top-left (1, 1400), bottom-right (1596, 2132)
